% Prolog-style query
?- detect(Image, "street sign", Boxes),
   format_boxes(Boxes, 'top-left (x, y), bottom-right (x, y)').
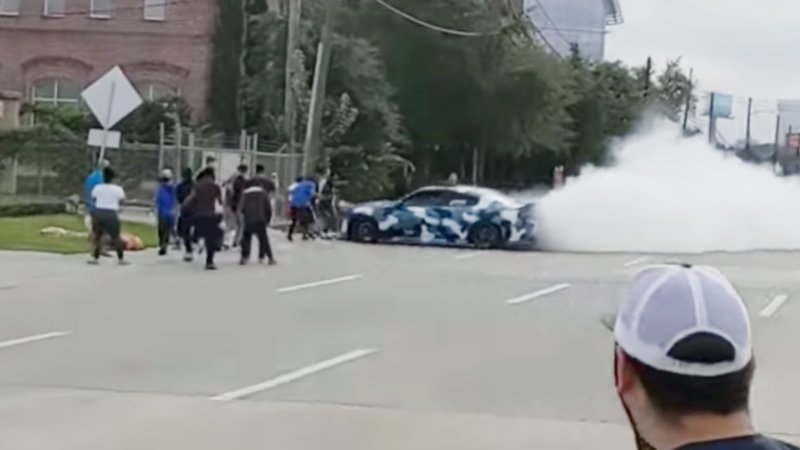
top-left (87, 129), bottom-right (121, 149)
top-left (81, 66), bottom-right (142, 130)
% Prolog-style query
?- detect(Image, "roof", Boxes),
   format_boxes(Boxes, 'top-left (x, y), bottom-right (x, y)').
top-left (604, 0), bottom-right (623, 25)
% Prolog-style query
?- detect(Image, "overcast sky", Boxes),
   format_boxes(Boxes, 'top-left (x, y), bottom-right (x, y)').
top-left (605, 0), bottom-right (799, 142)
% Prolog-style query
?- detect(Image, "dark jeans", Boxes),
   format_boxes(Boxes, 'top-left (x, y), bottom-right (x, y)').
top-left (92, 209), bottom-right (123, 260)
top-left (241, 221), bottom-right (273, 261)
top-left (157, 216), bottom-right (175, 251)
top-left (288, 206), bottom-right (313, 238)
top-left (193, 214), bottom-right (222, 266)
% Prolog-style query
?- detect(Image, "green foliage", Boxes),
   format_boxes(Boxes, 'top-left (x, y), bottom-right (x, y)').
top-left (654, 59), bottom-right (695, 122)
top-left (117, 96), bottom-right (192, 143)
top-left (0, 202), bottom-right (65, 217)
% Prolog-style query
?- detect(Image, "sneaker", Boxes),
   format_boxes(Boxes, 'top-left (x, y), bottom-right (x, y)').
top-left (287, 234), bottom-right (294, 242)
top-left (267, 258), bottom-right (277, 266)
top-left (183, 253), bottom-right (194, 262)
top-left (258, 258), bottom-right (264, 264)
top-left (205, 263), bottom-right (218, 271)
top-left (118, 260), bottom-right (130, 266)
top-left (158, 248), bottom-right (167, 256)
top-left (239, 258), bottom-right (248, 266)
top-left (87, 259), bottom-right (99, 265)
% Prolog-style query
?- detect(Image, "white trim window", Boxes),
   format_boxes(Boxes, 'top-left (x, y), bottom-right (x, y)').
top-left (139, 82), bottom-right (175, 101)
top-left (32, 79), bottom-right (81, 107)
top-left (90, 0), bottom-right (112, 18)
top-left (144, 0), bottom-right (165, 21)
top-left (44, 0), bottom-right (67, 17)
top-left (0, 0), bottom-right (21, 16)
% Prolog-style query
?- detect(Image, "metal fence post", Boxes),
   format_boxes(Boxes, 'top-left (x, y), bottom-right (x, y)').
top-left (157, 122), bottom-right (165, 172)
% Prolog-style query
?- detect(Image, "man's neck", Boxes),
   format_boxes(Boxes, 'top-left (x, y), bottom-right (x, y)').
top-left (648, 412), bottom-right (754, 450)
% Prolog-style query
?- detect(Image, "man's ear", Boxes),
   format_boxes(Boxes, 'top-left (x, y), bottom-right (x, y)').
top-left (615, 348), bottom-right (637, 395)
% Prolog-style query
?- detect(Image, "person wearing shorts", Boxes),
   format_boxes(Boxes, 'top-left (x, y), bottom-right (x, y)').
top-left (88, 167), bottom-right (127, 265)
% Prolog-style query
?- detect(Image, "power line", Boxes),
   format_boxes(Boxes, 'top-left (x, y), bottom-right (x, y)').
top-left (370, 0), bottom-right (506, 37)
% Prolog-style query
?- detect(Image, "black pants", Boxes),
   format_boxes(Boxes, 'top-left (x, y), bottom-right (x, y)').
top-left (193, 214), bottom-right (222, 266)
top-left (288, 206), bottom-right (313, 238)
top-left (241, 221), bottom-right (273, 261)
top-left (92, 209), bottom-right (123, 260)
top-left (157, 216), bottom-right (175, 251)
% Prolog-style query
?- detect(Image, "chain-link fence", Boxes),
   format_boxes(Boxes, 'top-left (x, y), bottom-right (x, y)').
top-left (0, 133), bottom-right (303, 220)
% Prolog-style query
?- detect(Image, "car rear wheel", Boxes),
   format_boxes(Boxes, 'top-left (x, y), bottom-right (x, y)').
top-left (469, 222), bottom-right (501, 249)
top-left (349, 217), bottom-right (378, 243)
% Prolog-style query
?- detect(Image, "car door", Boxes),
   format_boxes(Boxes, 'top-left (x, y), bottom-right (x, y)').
top-left (394, 189), bottom-right (448, 243)
top-left (436, 191), bottom-right (480, 244)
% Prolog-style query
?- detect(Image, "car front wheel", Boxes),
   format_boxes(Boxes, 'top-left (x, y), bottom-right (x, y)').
top-left (468, 222), bottom-right (501, 249)
top-left (349, 217), bottom-right (378, 243)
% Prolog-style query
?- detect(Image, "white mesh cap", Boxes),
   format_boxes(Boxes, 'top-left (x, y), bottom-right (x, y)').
top-left (614, 264), bottom-right (752, 377)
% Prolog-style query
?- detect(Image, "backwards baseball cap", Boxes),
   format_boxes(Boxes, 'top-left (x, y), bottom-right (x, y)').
top-left (611, 264), bottom-right (753, 377)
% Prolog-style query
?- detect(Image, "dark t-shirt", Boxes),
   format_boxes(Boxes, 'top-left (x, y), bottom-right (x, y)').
top-left (190, 180), bottom-right (222, 216)
top-left (677, 436), bottom-right (799, 450)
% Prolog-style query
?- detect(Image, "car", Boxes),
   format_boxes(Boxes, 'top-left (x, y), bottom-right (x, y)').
top-left (341, 185), bottom-right (536, 249)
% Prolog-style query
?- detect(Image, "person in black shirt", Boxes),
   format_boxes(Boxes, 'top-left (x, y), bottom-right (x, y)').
top-left (176, 167), bottom-right (195, 261)
top-left (608, 264), bottom-right (798, 450)
top-left (182, 168), bottom-right (223, 270)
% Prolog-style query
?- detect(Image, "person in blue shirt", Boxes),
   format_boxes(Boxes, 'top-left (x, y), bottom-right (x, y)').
top-left (287, 176), bottom-right (316, 241)
top-left (155, 168), bottom-right (177, 256)
top-left (84, 159), bottom-right (110, 232)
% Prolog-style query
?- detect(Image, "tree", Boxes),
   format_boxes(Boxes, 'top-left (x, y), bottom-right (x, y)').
top-left (654, 59), bottom-right (695, 122)
top-left (208, 0), bottom-right (246, 137)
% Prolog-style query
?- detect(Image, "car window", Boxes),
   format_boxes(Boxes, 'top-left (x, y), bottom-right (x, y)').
top-left (443, 192), bottom-right (479, 207)
top-left (402, 190), bottom-right (447, 207)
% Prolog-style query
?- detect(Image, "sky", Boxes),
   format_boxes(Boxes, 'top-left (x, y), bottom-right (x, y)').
top-left (605, 0), bottom-right (800, 143)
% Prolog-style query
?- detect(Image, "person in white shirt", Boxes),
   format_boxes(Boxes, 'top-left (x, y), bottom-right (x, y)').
top-left (89, 167), bottom-right (127, 265)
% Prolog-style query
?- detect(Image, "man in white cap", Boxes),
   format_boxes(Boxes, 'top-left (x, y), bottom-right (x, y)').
top-left (609, 264), bottom-right (797, 450)
top-left (155, 168), bottom-right (177, 256)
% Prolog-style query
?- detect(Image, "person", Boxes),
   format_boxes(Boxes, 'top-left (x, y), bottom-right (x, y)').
top-left (176, 167), bottom-right (195, 260)
top-left (155, 169), bottom-right (177, 256)
top-left (287, 176), bottom-right (316, 241)
top-left (196, 155), bottom-right (217, 181)
top-left (609, 264), bottom-right (799, 450)
top-left (238, 178), bottom-right (276, 265)
top-left (316, 173), bottom-right (337, 239)
top-left (182, 168), bottom-right (223, 270)
top-left (224, 164), bottom-right (248, 248)
top-left (84, 159), bottom-right (110, 231)
top-left (446, 172), bottom-right (458, 186)
top-left (88, 167), bottom-right (127, 265)
top-left (253, 164), bottom-right (276, 199)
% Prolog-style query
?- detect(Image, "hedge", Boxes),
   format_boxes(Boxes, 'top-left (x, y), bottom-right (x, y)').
top-left (0, 202), bottom-right (66, 217)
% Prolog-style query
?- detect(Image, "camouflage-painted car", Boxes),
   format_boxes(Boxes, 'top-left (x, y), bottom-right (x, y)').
top-left (341, 185), bottom-right (536, 249)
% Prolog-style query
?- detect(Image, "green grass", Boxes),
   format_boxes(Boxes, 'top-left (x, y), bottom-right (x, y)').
top-left (0, 214), bottom-right (158, 254)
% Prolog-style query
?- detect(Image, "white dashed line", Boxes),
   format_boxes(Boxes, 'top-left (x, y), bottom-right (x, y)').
top-left (453, 252), bottom-right (484, 261)
top-left (0, 331), bottom-right (72, 350)
top-left (506, 283), bottom-right (571, 305)
top-left (760, 294), bottom-right (789, 318)
top-left (277, 274), bottom-right (363, 293)
top-left (210, 348), bottom-right (378, 401)
top-left (623, 257), bottom-right (651, 268)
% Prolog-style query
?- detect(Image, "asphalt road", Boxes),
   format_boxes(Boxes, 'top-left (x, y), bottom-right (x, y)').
top-left (0, 240), bottom-right (799, 449)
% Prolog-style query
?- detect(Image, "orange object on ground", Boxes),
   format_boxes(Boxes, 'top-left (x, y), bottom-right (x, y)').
top-left (120, 233), bottom-right (145, 251)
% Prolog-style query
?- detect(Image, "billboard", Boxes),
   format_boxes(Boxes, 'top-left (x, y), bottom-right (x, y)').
top-left (704, 92), bottom-right (733, 119)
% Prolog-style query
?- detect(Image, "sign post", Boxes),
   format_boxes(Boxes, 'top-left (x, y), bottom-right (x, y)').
top-left (81, 66), bottom-right (142, 165)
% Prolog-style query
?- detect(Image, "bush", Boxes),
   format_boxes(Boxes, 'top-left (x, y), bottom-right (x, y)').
top-left (0, 202), bottom-right (66, 217)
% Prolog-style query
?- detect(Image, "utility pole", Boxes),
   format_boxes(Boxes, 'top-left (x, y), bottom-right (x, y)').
top-left (745, 97), bottom-right (753, 151)
top-left (774, 115), bottom-right (782, 150)
top-left (301, 0), bottom-right (336, 175)
top-left (708, 92), bottom-right (716, 145)
top-left (284, 0), bottom-right (302, 153)
top-left (682, 68), bottom-right (693, 132)
top-left (643, 57), bottom-right (653, 98)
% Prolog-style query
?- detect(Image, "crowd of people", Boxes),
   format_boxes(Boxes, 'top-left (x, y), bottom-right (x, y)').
top-left (84, 156), bottom-right (339, 270)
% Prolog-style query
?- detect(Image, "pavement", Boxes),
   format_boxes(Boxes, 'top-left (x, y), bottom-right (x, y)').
top-left (0, 242), bottom-right (799, 449)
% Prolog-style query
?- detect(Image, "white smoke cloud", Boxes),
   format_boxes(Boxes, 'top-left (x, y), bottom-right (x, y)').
top-left (535, 121), bottom-right (800, 253)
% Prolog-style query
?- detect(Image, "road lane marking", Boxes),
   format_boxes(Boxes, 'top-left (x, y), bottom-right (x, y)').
top-left (453, 252), bottom-right (484, 260)
top-left (623, 257), bottom-right (651, 268)
top-left (277, 274), bottom-right (363, 293)
top-left (210, 348), bottom-right (378, 401)
top-left (760, 294), bottom-right (789, 318)
top-left (0, 331), bottom-right (71, 350)
top-left (506, 283), bottom-right (571, 305)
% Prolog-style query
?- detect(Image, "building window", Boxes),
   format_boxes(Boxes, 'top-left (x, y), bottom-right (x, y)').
top-left (32, 79), bottom-right (81, 107)
top-left (44, 0), bottom-right (66, 17)
top-left (90, 0), bottom-right (112, 18)
top-left (144, 0), bottom-right (165, 21)
top-left (139, 82), bottom-right (175, 102)
top-left (0, 0), bottom-right (21, 16)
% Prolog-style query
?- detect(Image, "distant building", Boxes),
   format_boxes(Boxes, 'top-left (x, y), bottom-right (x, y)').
top-left (0, 0), bottom-right (216, 120)
top-left (524, 0), bottom-right (623, 61)
top-left (778, 100), bottom-right (800, 148)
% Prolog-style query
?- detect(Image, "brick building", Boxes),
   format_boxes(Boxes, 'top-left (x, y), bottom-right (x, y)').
top-left (0, 0), bottom-right (216, 120)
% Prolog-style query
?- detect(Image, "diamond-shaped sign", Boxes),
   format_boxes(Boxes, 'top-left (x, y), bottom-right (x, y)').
top-left (81, 66), bottom-right (143, 130)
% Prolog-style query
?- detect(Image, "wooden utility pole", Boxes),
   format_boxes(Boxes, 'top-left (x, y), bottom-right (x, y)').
top-left (708, 92), bottom-right (716, 145)
top-left (301, 0), bottom-right (336, 175)
top-left (284, 0), bottom-right (302, 152)
top-left (643, 57), bottom-right (653, 98)
top-left (745, 97), bottom-right (753, 150)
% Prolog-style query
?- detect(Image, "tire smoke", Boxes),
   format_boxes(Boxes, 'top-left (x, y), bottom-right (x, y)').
top-left (535, 122), bottom-right (800, 253)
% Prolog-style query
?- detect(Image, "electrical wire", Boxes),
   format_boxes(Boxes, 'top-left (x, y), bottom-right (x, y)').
top-left (370, 0), bottom-right (506, 37)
